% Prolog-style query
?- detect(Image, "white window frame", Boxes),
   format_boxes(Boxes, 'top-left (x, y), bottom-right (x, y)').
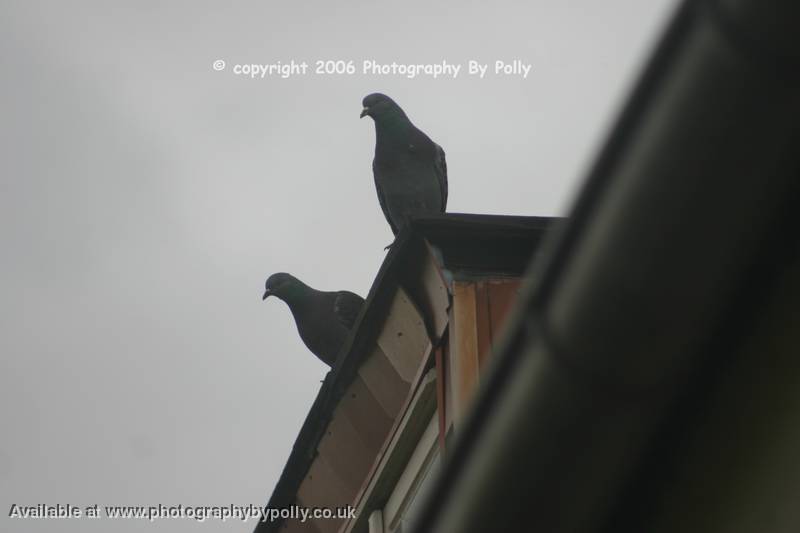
top-left (377, 411), bottom-right (440, 533)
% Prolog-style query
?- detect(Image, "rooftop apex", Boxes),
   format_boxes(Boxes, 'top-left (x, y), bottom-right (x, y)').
top-left (255, 212), bottom-right (563, 533)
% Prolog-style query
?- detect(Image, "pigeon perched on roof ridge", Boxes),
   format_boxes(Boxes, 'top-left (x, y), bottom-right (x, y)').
top-left (360, 93), bottom-right (448, 242)
top-left (262, 273), bottom-right (365, 366)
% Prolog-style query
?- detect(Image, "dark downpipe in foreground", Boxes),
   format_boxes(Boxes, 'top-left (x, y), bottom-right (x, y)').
top-left (409, 1), bottom-right (800, 532)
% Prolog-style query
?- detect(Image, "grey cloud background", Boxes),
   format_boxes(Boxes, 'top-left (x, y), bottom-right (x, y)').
top-left (0, 1), bottom-right (676, 531)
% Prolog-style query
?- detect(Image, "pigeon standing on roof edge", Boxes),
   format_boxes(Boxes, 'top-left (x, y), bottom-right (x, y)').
top-left (262, 273), bottom-right (365, 367)
top-left (360, 93), bottom-right (448, 239)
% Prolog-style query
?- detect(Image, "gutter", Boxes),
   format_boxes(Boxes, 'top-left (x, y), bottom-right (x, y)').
top-left (409, 1), bottom-right (800, 531)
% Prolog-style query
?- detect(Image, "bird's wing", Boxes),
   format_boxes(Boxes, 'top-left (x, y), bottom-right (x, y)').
top-left (408, 127), bottom-right (448, 213)
top-left (434, 143), bottom-right (448, 212)
top-left (373, 159), bottom-right (399, 234)
top-left (334, 291), bottom-right (365, 330)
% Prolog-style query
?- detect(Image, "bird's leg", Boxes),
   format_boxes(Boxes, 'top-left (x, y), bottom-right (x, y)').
top-left (384, 238), bottom-right (398, 251)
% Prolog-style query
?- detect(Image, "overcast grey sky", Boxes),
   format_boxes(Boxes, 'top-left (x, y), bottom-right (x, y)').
top-left (0, 1), bottom-right (677, 531)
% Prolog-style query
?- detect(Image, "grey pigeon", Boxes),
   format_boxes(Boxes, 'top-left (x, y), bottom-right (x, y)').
top-left (361, 93), bottom-right (448, 237)
top-left (262, 273), bottom-right (364, 366)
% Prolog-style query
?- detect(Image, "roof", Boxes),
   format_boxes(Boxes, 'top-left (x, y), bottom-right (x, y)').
top-left (255, 213), bottom-right (563, 533)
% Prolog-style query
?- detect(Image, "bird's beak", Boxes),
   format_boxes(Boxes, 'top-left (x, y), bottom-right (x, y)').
top-left (262, 289), bottom-right (272, 300)
top-left (360, 107), bottom-right (369, 119)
